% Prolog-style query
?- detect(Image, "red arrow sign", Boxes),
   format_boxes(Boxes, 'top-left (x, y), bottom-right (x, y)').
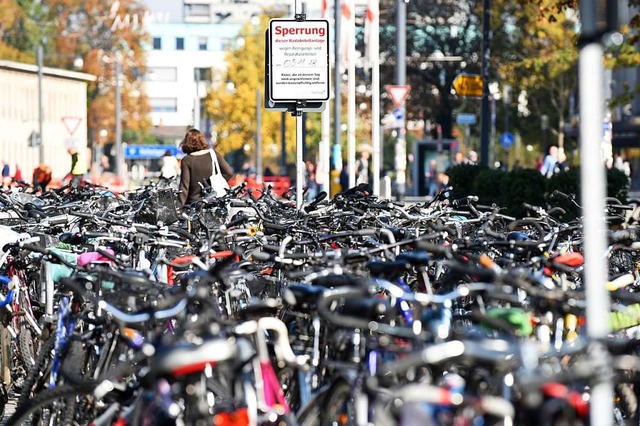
top-left (386, 85), bottom-right (411, 108)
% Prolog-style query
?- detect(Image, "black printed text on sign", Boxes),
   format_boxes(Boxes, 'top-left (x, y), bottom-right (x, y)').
top-left (269, 19), bottom-right (330, 102)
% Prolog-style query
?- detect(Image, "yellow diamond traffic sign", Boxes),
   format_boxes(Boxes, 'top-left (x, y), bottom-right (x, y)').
top-left (452, 74), bottom-right (484, 98)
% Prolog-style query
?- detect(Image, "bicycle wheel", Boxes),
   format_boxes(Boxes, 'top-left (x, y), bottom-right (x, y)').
top-left (18, 327), bottom-right (38, 373)
top-left (16, 334), bottom-right (55, 409)
top-left (320, 380), bottom-right (352, 426)
top-left (7, 382), bottom-right (97, 426)
top-left (298, 380), bottom-right (352, 426)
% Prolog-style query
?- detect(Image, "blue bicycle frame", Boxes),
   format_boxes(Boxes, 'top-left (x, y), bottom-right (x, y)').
top-left (48, 296), bottom-right (76, 389)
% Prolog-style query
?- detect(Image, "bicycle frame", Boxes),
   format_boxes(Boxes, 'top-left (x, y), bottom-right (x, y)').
top-left (48, 296), bottom-right (76, 388)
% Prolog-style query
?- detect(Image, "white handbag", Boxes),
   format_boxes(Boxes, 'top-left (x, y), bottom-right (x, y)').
top-left (209, 149), bottom-right (230, 197)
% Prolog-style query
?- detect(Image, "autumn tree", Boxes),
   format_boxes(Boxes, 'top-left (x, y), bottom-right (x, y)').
top-left (44, 0), bottom-right (151, 147)
top-left (205, 13), bottom-right (323, 173)
top-left (0, 0), bottom-right (39, 62)
top-left (490, 0), bottom-right (578, 150)
top-left (0, 0), bottom-right (151, 151)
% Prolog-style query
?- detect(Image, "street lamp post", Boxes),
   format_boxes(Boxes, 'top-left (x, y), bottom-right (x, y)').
top-left (541, 114), bottom-right (549, 152)
top-left (395, 0), bottom-right (407, 200)
top-left (256, 88), bottom-right (263, 185)
top-left (114, 52), bottom-right (123, 180)
top-left (480, 0), bottom-right (492, 167)
top-left (37, 41), bottom-right (45, 165)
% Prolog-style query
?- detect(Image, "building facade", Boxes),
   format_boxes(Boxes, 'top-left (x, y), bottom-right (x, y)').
top-left (142, 0), bottom-right (293, 143)
top-left (0, 60), bottom-right (95, 180)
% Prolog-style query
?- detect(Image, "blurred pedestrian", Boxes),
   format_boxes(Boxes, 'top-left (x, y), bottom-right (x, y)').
top-left (339, 160), bottom-right (349, 192)
top-left (32, 163), bottom-right (52, 192)
top-left (540, 146), bottom-right (558, 178)
top-left (67, 147), bottom-right (87, 187)
top-left (614, 153), bottom-right (631, 178)
top-left (454, 152), bottom-right (464, 166)
top-left (426, 159), bottom-right (438, 197)
top-left (13, 165), bottom-right (22, 182)
top-left (355, 144), bottom-right (372, 187)
top-left (556, 150), bottom-right (568, 172)
top-left (305, 160), bottom-right (318, 201)
top-left (1, 161), bottom-right (9, 185)
top-left (178, 128), bottom-right (233, 205)
top-left (465, 151), bottom-right (478, 165)
top-left (513, 159), bottom-right (522, 170)
top-left (159, 149), bottom-right (180, 179)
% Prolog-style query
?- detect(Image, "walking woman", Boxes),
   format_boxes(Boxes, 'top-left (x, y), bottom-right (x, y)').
top-left (178, 129), bottom-right (233, 205)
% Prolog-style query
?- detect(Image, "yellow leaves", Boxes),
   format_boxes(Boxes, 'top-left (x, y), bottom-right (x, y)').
top-left (0, 0), bottom-right (20, 32)
top-left (204, 14), bottom-right (298, 170)
top-left (0, 41), bottom-right (33, 63)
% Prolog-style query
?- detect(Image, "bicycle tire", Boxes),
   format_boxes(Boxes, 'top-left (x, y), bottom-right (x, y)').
top-left (60, 340), bottom-right (86, 425)
top-left (16, 334), bottom-right (55, 409)
top-left (6, 382), bottom-right (96, 426)
top-left (319, 380), bottom-right (352, 426)
top-left (18, 327), bottom-right (37, 373)
top-left (298, 380), bottom-right (350, 426)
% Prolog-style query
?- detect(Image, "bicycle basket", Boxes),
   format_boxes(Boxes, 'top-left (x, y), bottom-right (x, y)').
top-left (135, 188), bottom-right (181, 225)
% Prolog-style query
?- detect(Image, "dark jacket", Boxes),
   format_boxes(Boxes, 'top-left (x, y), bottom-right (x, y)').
top-left (179, 149), bottom-right (233, 205)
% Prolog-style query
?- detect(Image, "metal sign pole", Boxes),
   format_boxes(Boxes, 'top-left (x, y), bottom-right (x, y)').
top-left (347, 0), bottom-right (356, 188)
top-left (580, 29), bottom-right (614, 426)
top-left (578, 1), bottom-right (614, 424)
top-left (256, 88), bottom-right (263, 185)
top-left (115, 53), bottom-right (123, 180)
top-left (371, 0), bottom-right (381, 197)
top-left (37, 43), bottom-right (45, 165)
top-left (296, 112), bottom-right (304, 208)
top-left (394, 0), bottom-right (407, 200)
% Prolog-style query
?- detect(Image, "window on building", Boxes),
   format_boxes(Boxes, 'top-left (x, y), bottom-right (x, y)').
top-left (194, 67), bottom-right (212, 82)
top-left (150, 97), bottom-right (178, 113)
top-left (185, 3), bottom-right (210, 18)
top-left (176, 37), bottom-right (184, 50)
top-left (147, 67), bottom-right (178, 82)
top-left (198, 37), bottom-right (208, 51)
top-left (220, 37), bottom-right (234, 51)
top-left (153, 37), bottom-right (162, 50)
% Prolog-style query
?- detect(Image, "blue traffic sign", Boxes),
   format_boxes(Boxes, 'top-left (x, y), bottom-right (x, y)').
top-left (392, 108), bottom-right (404, 120)
top-left (125, 145), bottom-right (182, 160)
top-left (500, 132), bottom-right (514, 148)
top-left (456, 113), bottom-right (477, 126)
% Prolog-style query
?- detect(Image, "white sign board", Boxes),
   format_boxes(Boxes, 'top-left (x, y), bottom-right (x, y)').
top-left (269, 19), bottom-right (330, 102)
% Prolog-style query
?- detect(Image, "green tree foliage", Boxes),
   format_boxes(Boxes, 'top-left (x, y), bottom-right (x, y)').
top-left (377, 0), bottom-right (483, 139)
top-left (204, 14), bottom-right (322, 173)
top-left (492, 0), bottom-right (578, 149)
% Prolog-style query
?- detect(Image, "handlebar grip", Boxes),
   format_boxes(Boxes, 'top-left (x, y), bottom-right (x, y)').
top-left (609, 229), bottom-right (638, 244)
top-left (84, 232), bottom-right (113, 239)
top-left (69, 210), bottom-right (94, 219)
top-left (96, 248), bottom-right (119, 264)
top-left (251, 251), bottom-right (272, 261)
top-left (263, 222), bottom-right (287, 232)
top-left (19, 244), bottom-right (48, 255)
top-left (230, 200), bottom-right (249, 208)
top-left (608, 204), bottom-right (634, 211)
top-left (521, 203), bottom-right (539, 212)
top-left (355, 229), bottom-right (377, 237)
top-left (47, 215), bottom-right (70, 226)
top-left (413, 240), bottom-right (453, 258)
top-left (547, 207), bottom-right (567, 216)
top-left (225, 214), bottom-right (250, 229)
top-left (552, 190), bottom-right (572, 200)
